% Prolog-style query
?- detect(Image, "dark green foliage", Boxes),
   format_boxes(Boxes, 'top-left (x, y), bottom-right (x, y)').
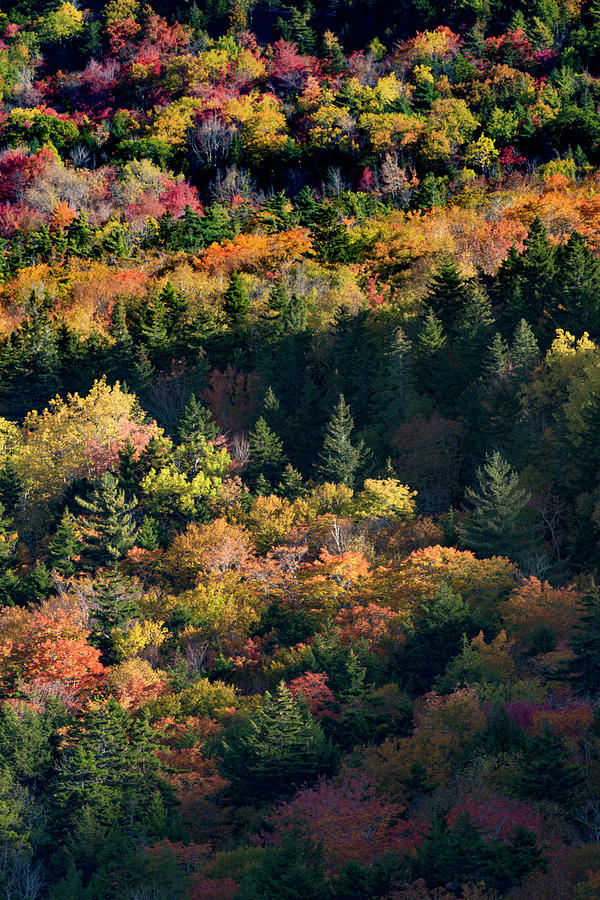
top-left (177, 395), bottom-right (219, 444)
top-left (318, 394), bottom-right (367, 488)
top-left (217, 681), bottom-right (338, 799)
top-left (91, 570), bottom-right (141, 664)
top-left (76, 473), bottom-right (138, 564)
top-left (412, 811), bottom-right (546, 894)
top-left (248, 416), bottom-right (286, 485)
top-left (47, 508), bottom-right (81, 576)
top-left (241, 832), bottom-right (329, 900)
top-left (425, 256), bottom-right (471, 333)
top-left (567, 587), bottom-right (600, 693)
top-left (223, 272), bottom-right (250, 328)
top-left (458, 451), bottom-right (536, 560)
top-left (516, 721), bottom-right (583, 808)
top-left (396, 585), bottom-right (485, 694)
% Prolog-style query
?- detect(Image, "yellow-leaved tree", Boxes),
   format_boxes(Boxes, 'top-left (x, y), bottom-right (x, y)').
top-left (15, 378), bottom-right (159, 529)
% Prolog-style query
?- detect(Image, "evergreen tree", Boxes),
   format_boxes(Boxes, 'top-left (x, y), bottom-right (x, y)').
top-left (223, 271), bottom-right (250, 328)
top-left (519, 216), bottom-right (557, 335)
top-left (453, 285), bottom-right (495, 386)
top-left (567, 587), bottom-right (600, 693)
top-left (517, 721), bottom-right (583, 808)
top-left (160, 280), bottom-right (187, 332)
top-left (555, 230), bottom-right (600, 335)
top-left (509, 319), bottom-right (539, 378)
top-left (248, 416), bottom-right (286, 485)
top-left (458, 450), bottom-right (534, 560)
top-left (318, 394), bottom-right (367, 488)
top-left (109, 297), bottom-right (134, 375)
top-left (0, 459), bottom-right (21, 514)
top-left (277, 463), bottom-right (306, 501)
top-left (76, 473), bottom-right (138, 564)
top-left (177, 395), bottom-right (219, 444)
top-left (140, 292), bottom-right (169, 359)
top-left (425, 256), bottom-right (471, 332)
top-left (91, 570), bottom-right (141, 664)
top-left (415, 308), bottom-right (448, 397)
top-left (242, 833), bottom-right (329, 900)
top-left (484, 332), bottom-right (509, 382)
top-left (218, 681), bottom-right (338, 799)
top-left (373, 326), bottom-right (414, 436)
top-left (136, 515), bottom-right (160, 551)
top-left (48, 508), bottom-right (81, 576)
top-left (494, 242), bottom-right (524, 335)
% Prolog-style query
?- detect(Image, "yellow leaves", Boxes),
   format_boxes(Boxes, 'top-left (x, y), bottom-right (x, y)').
top-left (243, 494), bottom-right (298, 553)
top-left (224, 92), bottom-right (288, 162)
top-left (161, 518), bottom-right (252, 590)
top-left (526, 329), bottom-right (600, 445)
top-left (149, 97), bottom-right (201, 149)
top-left (200, 229), bottom-right (312, 276)
top-left (39, 2), bottom-right (83, 42)
top-left (308, 104), bottom-right (356, 152)
top-left (353, 478), bottom-right (417, 522)
top-left (175, 574), bottom-right (259, 645)
top-left (112, 620), bottom-right (167, 660)
top-left (141, 464), bottom-right (225, 518)
top-left (16, 378), bottom-right (155, 522)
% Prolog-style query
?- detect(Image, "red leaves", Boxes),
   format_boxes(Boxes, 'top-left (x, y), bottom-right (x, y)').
top-left (265, 773), bottom-right (421, 872)
top-left (288, 672), bottom-right (336, 718)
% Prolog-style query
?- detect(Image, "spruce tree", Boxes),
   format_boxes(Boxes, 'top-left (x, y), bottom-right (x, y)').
top-left (458, 451), bottom-right (533, 560)
top-left (510, 319), bottom-right (539, 378)
top-left (91, 570), bottom-right (141, 664)
top-left (218, 681), bottom-right (338, 799)
top-left (160, 280), bottom-right (187, 331)
top-left (374, 326), bottom-right (414, 435)
top-left (318, 394), bottom-right (367, 488)
top-left (177, 395), bottom-right (219, 444)
top-left (415, 309), bottom-right (448, 396)
top-left (519, 216), bottom-right (557, 333)
top-left (567, 587), bottom-right (600, 693)
top-left (48, 508), bottom-right (81, 576)
top-left (484, 332), bottom-right (509, 382)
top-left (453, 285), bottom-right (495, 385)
top-left (248, 416), bottom-right (286, 485)
top-left (277, 463), bottom-right (306, 501)
top-left (76, 473), bottom-right (138, 564)
top-left (494, 242), bottom-right (522, 324)
top-left (0, 460), bottom-right (21, 515)
top-left (223, 271), bottom-right (250, 328)
top-left (517, 721), bottom-right (582, 807)
top-left (555, 230), bottom-right (600, 335)
top-left (109, 297), bottom-right (134, 375)
top-left (425, 256), bottom-right (471, 332)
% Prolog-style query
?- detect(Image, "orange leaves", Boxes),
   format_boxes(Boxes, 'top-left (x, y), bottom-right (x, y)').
top-left (500, 576), bottom-right (582, 647)
top-left (0, 606), bottom-right (104, 706)
top-left (390, 545), bottom-right (517, 616)
top-left (288, 672), bottom-right (336, 718)
top-left (161, 518), bottom-right (253, 590)
top-left (199, 229), bottom-right (312, 275)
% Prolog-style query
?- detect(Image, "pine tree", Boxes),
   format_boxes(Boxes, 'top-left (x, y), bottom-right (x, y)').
top-left (218, 681), bottom-right (338, 799)
top-left (91, 570), bottom-right (140, 664)
top-left (223, 271), bottom-right (250, 328)
top-left (109, 297), bottom-right (134, 375)
top-left (453, 285), bottom-right (495, 385)
top-left (425, 256), bottom-right (471, 332)
top-left (318, 394), bottom-right (367, 488)
top-left (517, 721), bottom-right (582, 807)
top-left (567, 587), bottom-right (600, 693)
top-left (415, 309), bottom-right (448, 396)
top-left (160, 280), bottom-right (187, 331)
top-left (509, 319), bottom-right (539, 379)
top-left (48, 508), bottom-right (81, 576)
top-left (140, 292), bottom-right (169, 359)
top-left (277, 464), bottom-right (306, 501)
top-left (555, 230), bottom-right (600, 335)
top-left (136, 515), bottom-right (159, 551)
top-left (494, 242), bottom-right (525, 335)
top-left (248, 416), bottom-right (286, 485)
top-left (374, 327), bottom-right (414, 435)
top-left (177, 395), bottom-right (219, 444)
top-left (519, 216), bottom-right (557, 333)
top-left (0, 460), bottom-right (21, 515)
top-left (76, 473), bottom-right (138, 564)
top-left (484, 332), bottom-right (509, 382)
top-left (458, 451), bottom-right (534, 560)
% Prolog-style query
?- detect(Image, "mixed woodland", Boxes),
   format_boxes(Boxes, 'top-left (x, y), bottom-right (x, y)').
top-left (5, 0), bottom-right (600, 897)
